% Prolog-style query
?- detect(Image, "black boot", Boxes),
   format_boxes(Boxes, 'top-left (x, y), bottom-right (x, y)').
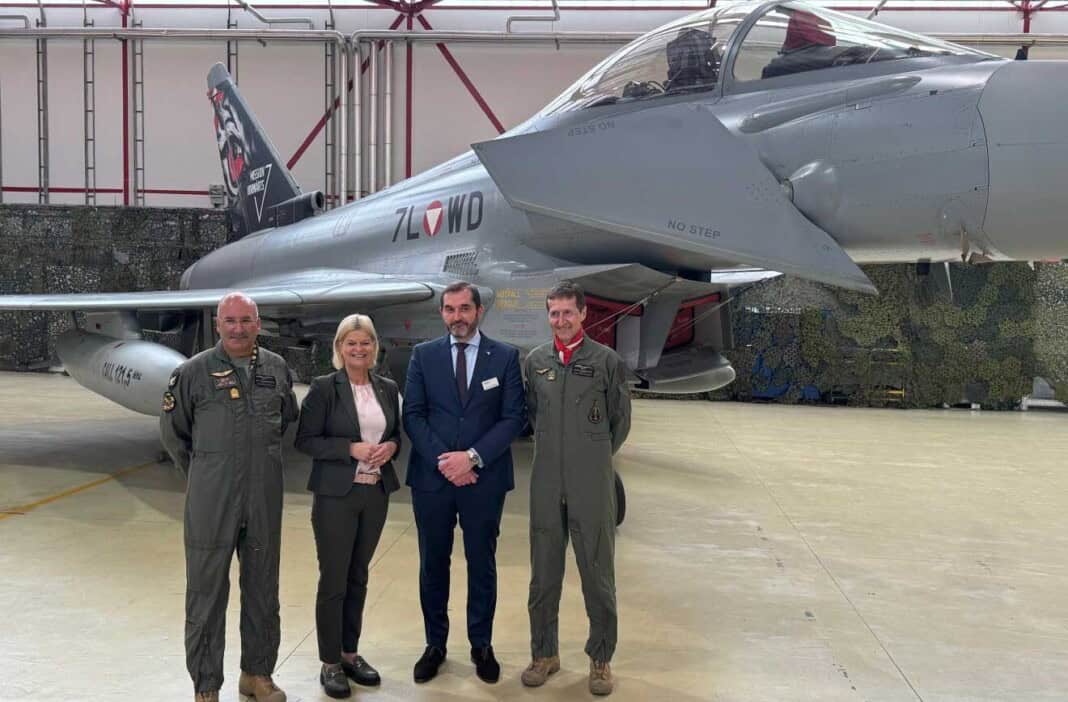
top-left (471, 646), bottom-right (501, 683)
top-left (413, 645), bottom-right (447, 683)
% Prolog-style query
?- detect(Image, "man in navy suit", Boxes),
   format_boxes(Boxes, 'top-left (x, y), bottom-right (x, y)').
top-left (403, 280), bottom-right (526, 685)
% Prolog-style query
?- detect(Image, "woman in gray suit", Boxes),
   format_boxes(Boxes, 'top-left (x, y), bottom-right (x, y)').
top-left (295, 314), bottom-right (401, 699)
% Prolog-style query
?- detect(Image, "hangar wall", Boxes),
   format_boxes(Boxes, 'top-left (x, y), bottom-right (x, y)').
top-left (2, 1), bottom-right (1068, 209)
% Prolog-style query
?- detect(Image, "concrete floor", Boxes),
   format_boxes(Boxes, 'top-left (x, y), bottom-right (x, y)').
top-left (2, 371), bottom-right (1068, 702)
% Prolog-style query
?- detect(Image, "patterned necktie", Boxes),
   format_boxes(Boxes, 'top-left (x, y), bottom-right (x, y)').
top-left (455, 342), bottom-right (468, 404)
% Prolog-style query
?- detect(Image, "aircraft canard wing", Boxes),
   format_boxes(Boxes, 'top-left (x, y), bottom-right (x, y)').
top-left (0, 274), bottom-right (435, 313)
top-left (472, 102), bottom-right (876, 294)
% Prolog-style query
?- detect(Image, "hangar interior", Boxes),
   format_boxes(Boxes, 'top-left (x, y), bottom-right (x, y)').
top-left (3, 1), bottom-right (1068, 701)
top-left (3, 0), bottom-right (1068, 406)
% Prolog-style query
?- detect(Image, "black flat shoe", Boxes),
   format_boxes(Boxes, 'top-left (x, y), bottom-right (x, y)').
top-left (413, 645), bottom-right (446, 684)
top-left (320, 663), bottom-right (351, 699)
top-left (471, 646), bottom-right (500, 684)
top-left (341, 655), bottom-right (381, 687)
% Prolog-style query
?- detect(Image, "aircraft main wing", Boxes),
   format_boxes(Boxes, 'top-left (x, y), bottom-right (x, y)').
top-left (0, 270), bottom-right (435, 313)
top-left (473, 102), bottom-right (876, 294)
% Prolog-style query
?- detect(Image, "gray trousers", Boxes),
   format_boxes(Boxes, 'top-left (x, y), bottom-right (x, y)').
top-left (186, 516), bottom-right (281, 693)
top-left (311, 484), bottom-right (389, 663)
top-left (528, 499), bottom-right (617, 662)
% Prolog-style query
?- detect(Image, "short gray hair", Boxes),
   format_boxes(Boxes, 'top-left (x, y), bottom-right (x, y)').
top-left (332, 314), bottom-right (379, 370)
top-left (217, 291), bottom-right (259, 318)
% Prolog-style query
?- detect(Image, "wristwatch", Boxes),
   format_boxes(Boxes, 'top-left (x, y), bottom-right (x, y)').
top-left (466, 448), bottom-right (480, 467)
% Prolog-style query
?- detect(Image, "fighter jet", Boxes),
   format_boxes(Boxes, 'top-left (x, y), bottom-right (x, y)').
top-left (3, 0), bottom-right (1068, 419)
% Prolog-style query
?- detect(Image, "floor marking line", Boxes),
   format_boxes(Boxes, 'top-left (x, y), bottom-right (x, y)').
top-left (0, 461), bottom-right (156, 523)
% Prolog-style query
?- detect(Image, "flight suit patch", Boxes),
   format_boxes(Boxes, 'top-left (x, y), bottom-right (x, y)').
top-left (588, 398), bottom-right (603, 424)
top-left (254, 374), bottom-right (277, 389)
top-left (572, 364), bottom-right (595, 377)
top-left (229, 387), bottom-right (241, 400)
top-left (213, 373), bottom-right (239, 390)
top-left (162, 391), bottom-right (176, 412)
top-left (168, 371), bottom-right (179, 388)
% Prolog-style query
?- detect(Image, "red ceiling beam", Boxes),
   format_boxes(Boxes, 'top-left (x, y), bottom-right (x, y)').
top-left (286, 11), bottom-right (405, 170)
top-left (416, 13), bottom-right (505, 134)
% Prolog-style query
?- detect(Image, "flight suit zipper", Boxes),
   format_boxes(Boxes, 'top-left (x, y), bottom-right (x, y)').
top-left (558, 358), bottom-right (567, 506)
top-left (242, 352), bottom-right (258, 526)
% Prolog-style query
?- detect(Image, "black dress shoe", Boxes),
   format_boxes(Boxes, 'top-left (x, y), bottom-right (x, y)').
top-left (413, 645), bottom-right (446, 683)
top-left (471, 646), bottom-right (501, 684)
top-left (320, 663), bottom-right (351, 699)
top-left (341, 655), bottom-right (381, 687)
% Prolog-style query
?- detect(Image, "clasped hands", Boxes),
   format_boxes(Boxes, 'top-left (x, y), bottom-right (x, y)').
top-left (437, 451), bottom-right (477, 487)
top-left (349, 440), bottom-right (397, 468)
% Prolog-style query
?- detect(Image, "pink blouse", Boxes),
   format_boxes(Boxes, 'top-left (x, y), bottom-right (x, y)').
top-left (351, 383), bottom-right (387, 478)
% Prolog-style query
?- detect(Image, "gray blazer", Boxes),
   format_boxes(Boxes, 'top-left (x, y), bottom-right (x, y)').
top-left (295, 369), bottom-right (402, 497)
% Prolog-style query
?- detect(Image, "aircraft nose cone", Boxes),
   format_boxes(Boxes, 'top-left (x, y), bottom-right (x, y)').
top-left (179, 262), bottom-right (197, 290)
top-left (979, 60), bottom-right (1068, 260)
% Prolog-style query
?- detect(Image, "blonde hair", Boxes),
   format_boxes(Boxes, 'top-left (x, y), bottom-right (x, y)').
top-left (332, 314), bottom-right (379, 370)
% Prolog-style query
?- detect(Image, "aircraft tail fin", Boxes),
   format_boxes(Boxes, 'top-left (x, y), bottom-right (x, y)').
top-left (208, 63), bottom-right (321, 240)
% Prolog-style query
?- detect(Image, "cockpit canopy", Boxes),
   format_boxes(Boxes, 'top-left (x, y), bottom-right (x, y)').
top-left (541, 0), bottom-right (995, 115)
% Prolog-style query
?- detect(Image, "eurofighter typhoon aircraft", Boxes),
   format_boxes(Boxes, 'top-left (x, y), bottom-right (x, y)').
top-left (3, 0), bottom-right (1068, 417)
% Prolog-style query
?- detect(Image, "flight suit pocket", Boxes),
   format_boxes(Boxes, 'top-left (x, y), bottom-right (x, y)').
top-left (253, 386), bottom-right (285, 436)
top-left (185, 451), bottom-right (235, 549)
top-left (191, 399), bottom-right (235, 453)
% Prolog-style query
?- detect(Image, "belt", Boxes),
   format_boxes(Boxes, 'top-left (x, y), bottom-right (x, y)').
top-left (353, 472), bottom-right (381, 485)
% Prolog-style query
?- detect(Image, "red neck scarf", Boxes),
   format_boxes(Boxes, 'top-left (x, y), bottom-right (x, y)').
top-left (554, 328), bottom-right (585, 366)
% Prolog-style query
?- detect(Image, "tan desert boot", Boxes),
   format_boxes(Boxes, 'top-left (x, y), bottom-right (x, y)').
top-left (589, 660), bottom-right (614, 696)
top-left (238, 671), bottom-right (286, 702)
top-left (521, 655), bottom-right (561, 687)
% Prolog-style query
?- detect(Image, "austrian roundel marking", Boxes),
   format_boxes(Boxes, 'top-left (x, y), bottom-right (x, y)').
top-left (423, 200), bottom-right (443, 237)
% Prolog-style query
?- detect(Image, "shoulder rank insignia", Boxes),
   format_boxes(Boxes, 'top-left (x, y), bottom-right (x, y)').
top-left (162, 391), bottom-right (176, 412)
top-left (588, 399), bottom-right (603, 424)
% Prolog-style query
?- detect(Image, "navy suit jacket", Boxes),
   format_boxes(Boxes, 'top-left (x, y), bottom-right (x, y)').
top-left (403, 333), bottom-right (526, 493)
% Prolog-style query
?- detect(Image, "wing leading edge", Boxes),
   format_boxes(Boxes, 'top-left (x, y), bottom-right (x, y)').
top-left (0, 271), bottom-right (435, 313)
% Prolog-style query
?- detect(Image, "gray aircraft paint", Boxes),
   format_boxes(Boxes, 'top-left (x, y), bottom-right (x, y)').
top-left (3, 0), bottom-right (1068, 416)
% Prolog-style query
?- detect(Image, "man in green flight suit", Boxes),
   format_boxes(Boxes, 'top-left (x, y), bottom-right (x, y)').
top-left (520, 281), bottom-right (631, 696)
top-left (160, 292), bottom-right (298, 702)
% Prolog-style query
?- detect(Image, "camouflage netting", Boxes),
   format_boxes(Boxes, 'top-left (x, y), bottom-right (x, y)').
top-left (0, 204), bottom-right (337, 380)
top-left (0, 204), bottom-right (229, 370)
top-left (711, 262), bottom-right (1068, 409)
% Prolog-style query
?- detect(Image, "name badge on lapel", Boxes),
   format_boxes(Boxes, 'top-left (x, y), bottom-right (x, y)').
top-left (572, 364), bottom-right (595, 378)
top-left (482, 377), bottom-right (500, 391)
top-left (254, 374), bottom-right (277, 389)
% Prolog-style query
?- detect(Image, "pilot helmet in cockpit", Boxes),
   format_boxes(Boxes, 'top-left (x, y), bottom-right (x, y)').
top-left (665, 27), bottom-right (719, 92)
